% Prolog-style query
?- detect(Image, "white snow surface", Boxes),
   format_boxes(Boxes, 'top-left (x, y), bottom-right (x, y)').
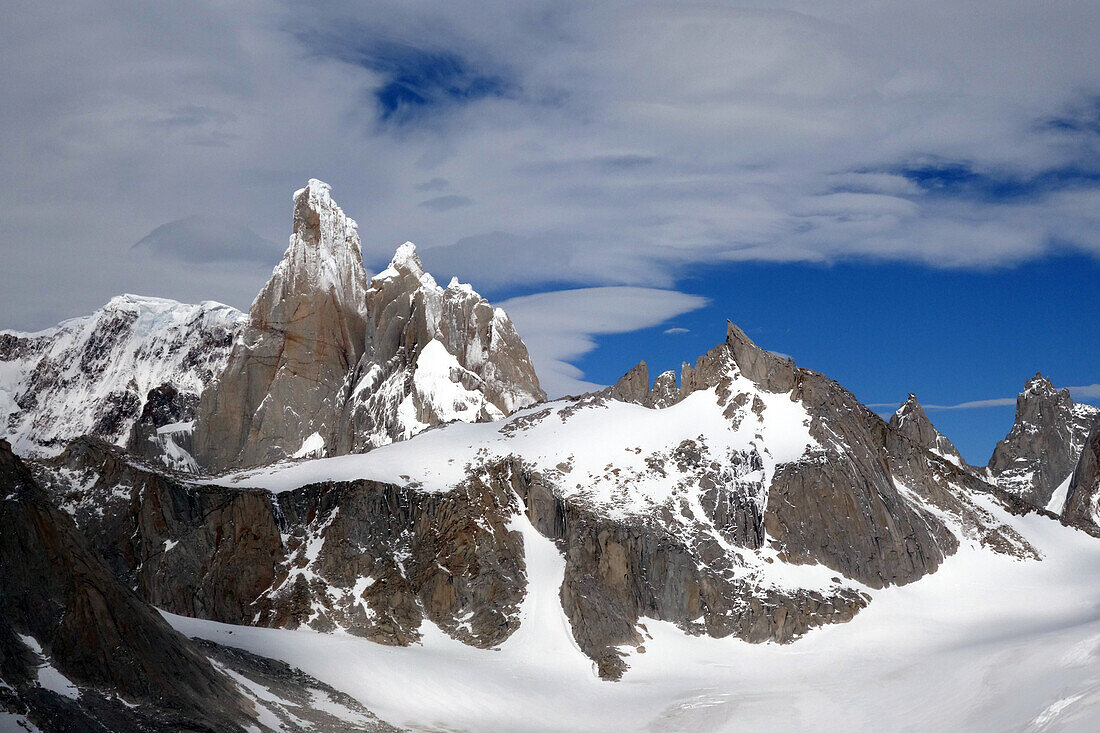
top-left (167, 500), bottom-right (1100, 732)
top-left (17, 634), bottom-right (80, 701)
top-left (1048, 472), bottom-right (1075, 514)
top-left (215, 366), bottom-right (814, 522)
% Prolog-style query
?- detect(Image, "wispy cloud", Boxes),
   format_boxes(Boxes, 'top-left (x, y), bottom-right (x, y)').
top-left (419, 195), bottom-right (474, 212)
top-left (870, 384), bottom-right (1100, 411)
top-left (131, 216), bottom-right (280, 265)
top-left (1070, 384), bottom-right (1100, 399)
top-left (498, 287), bottom-right (709, 397)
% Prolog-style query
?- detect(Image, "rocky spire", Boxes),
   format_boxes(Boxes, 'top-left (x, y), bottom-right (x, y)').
top-left (889, 393), bottom-right (966, 467)
top-left (987, 373), bottom-right (1100, 508)
top-left (252, 179), bottom-right (369, 324)
top-left (607, 361), bottom-right (650, 404)
top-left (193, 181), bottom-right (544, 471)
top-left (335, 242), bottom-right (544, 453)
top-left (193, 179), bottom-right (371, 470)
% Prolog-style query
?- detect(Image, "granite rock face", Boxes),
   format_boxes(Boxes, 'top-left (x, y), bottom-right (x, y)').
top-left (35, 437), bottom-right (284, 627)
top-left (0, 439), bottom-right (257, 732)
top-left (987, 374), bottom-right (1100, 508)
top-left (1063, 421), bottom-right (1100, 531)
top-left (35, 439), bottom-right (527, 653)
top-left (193, 180), bottom-right (372, 470)
top-left (510, 459), bottom-right (868, 680)
top-left (607, 360), bottom-right (649, 404)
top-left (608, 321), bottom-right (1036, 593)
top-left (335, 243), bottom-right (545, 455)
top-left (34, 442), bottom-right (866, 683)
top-left (194, 180), bottom-right (544, 471)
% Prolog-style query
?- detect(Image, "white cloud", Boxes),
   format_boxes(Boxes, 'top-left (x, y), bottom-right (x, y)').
top-left (922, 398), bottom-right (1019, 410)
top-left (2, 1), bottom-right (1100, 328)
top-left (498, 287), bottom-right (709, 397)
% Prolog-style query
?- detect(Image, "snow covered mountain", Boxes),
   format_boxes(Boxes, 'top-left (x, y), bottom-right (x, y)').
top-left (0, 294), bottom-right (244, 462)
top-left (0, 180), bottom-right (544, 475)
top-left (3, 179), bottom-right (1099, 732)
top-left (27, 320), bottom-right (1037, 687)
top-left (193, 179), bottom-right (544, 470)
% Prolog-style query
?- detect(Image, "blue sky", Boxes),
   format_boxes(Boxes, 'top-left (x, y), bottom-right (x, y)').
top-left (560, 256), bottom-right (1100, 464)
top-left (1, 1), bottom-right (1098, 461)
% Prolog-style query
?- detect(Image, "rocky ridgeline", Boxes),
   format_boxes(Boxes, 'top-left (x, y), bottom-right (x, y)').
top-left (27, 320), bottom-right (1041, 682)
top-left (1, 180), bottom-right (543, 476)
top-left (3, 438), bottom-right (399, 732)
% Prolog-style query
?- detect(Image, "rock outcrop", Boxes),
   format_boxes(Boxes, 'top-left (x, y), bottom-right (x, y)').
top-left (193, 180), bottom-right (373, 470)
top-left (1063, 421), bottom-right (1100, 532)
top-left (0, 439), bottom-right (257, 731)
top-left (34, 437), bottom-right (284, 627)
top-left (607, 361), bottom-right (649, 404)
top-left (335, 242), bottom-right (545, 454)
top-left (34, 438), bottom-right (527, 652)
top-left (987, 374), bottom-right (1099, 508)
top-left (194, 180), bottom-right (544, 471)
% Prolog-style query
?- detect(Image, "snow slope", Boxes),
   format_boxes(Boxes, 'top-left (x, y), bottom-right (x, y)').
top-left (218, 369), bottom-right (813, 516)
top-left (167, 499), bottom-right (1100, 732)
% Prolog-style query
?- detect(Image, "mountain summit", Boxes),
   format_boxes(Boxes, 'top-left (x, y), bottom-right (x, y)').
top-left (193, 179), bottom-right (374, 469)
top-left (194, 180), bottom-right (543, 471)
top-left (889, 393), bottom-right (966, 467)
top-left (987, 373), bottom-right (1099, 508)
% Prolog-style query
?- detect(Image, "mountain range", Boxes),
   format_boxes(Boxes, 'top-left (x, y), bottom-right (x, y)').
top-left (2, 181), bottom-right (1099, 732)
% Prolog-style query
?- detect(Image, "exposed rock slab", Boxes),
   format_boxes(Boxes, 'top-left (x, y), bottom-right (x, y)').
top-left (889, 393), bottom-right (966, 467)
top-left (0, 438), bottom-right (258, 732)
top-left (1063, 420), bottom-right (1100, 532)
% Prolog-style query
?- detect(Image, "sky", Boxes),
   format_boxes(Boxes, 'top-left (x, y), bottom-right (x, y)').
top-left (1, 1), bottom-right (1098, 463)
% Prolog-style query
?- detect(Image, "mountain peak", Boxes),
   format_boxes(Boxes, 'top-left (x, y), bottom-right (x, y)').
top-left (1024, 373), bottom-right (1058, 396)
top-left (892, 393), bottom-right (926, 422)
top-left (255, 179), bottom-right (368, 323)
top-left (372, 241), bottom-right (438, 291)
top-left (391, 240), bottom-right (418, 265)
top-left (988, 375), bottom-right (1100, 507)
top-left (195, 183), bottom-right (543, 470)
top-left (888, 392), bottom-right (965, 466)
top-left (293, 177), bottom-right (332, 202)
